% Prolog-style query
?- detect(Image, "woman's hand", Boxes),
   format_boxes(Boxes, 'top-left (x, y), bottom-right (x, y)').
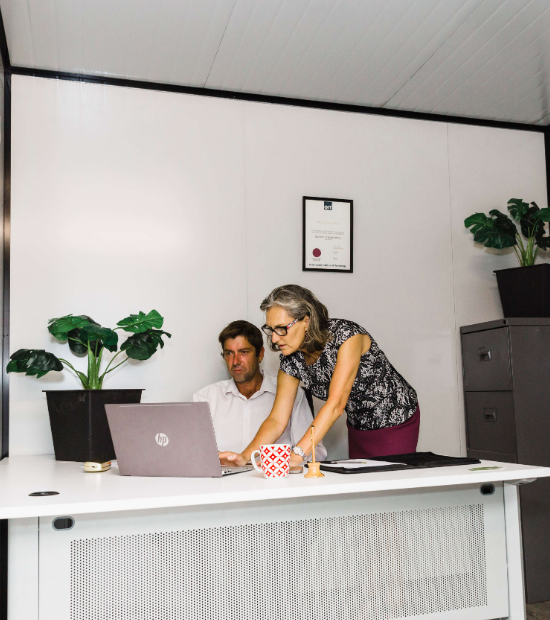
top-left (219, 451), bottom-right (248, 467)
top-left (290, 453), bottom-right (304, 468)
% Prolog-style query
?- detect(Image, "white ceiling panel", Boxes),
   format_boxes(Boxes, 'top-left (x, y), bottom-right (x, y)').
top-left (205, 0), bottom-right (485, 106)
top-left (2, 0), bottom-right (550, 124)
top-left (1, 0), bottom-right (236, 85)
top-left (386, 0), bottom-right (550, 123)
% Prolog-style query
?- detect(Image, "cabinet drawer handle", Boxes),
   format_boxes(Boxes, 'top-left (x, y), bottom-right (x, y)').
top-left (478, 347), bottom-right (492, 361)
top-left (483, 408), bottom-right (497, 422)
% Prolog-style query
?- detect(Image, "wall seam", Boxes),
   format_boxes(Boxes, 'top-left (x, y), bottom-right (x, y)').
top-left (446, 123), bottom-right (465, 457)
top-left (242, 101), bottom-right (250, 322)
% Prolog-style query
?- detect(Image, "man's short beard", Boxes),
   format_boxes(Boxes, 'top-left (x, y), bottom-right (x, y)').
top-left (232, 368), bottom-right (258, 384)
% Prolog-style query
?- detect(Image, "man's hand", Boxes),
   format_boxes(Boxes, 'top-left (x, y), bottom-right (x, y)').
top-left (219, 451), bottom-right (248, 467)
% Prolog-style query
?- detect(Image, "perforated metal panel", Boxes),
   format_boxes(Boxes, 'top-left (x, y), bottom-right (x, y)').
top-left (71, 505), bottom-right (487, 620)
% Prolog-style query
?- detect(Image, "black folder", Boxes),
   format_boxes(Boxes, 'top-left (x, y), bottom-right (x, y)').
top-left (318, 452), bottom-right (481, 475)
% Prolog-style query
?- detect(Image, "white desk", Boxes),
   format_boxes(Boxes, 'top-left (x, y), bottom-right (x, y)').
top-left (2, 456), bottom-right (550, 620)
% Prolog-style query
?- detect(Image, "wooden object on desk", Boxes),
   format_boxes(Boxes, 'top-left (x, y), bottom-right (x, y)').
top-left (304, 426), bottom-right (324, 478)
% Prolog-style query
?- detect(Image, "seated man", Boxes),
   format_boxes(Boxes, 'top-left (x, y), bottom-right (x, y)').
top-left (193, 320), bottom-right (326, 461)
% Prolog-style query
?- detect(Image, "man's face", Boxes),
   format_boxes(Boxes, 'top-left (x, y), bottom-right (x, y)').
top-left (222, 336), bottom-right (264, 384)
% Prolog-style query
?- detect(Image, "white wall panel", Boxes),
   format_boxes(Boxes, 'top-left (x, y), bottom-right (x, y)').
top-left (447, 124), bottom-right (547, 455)
top-left (9, 75), bottom-right (548, 459)
top-left (10, 76), bottom-right (247, 455)
top-left (448, 124), bottom-right (547, 329)
top-left (243, 103), bottom-right (459, 456)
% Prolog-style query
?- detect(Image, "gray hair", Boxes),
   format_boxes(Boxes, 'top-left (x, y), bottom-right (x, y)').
top-left (260, 284), bottom-right (331, 353)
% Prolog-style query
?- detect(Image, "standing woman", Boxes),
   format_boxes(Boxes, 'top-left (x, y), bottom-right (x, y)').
top-left (219, 284), bottom-right (419, 468)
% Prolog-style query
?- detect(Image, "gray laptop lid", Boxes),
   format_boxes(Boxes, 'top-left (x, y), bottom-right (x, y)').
top-left (105, 402), bottom-right (222, 477)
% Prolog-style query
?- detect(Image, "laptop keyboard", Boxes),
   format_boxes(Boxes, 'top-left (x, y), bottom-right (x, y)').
top-left (221, 465), bottom-right (254, 476)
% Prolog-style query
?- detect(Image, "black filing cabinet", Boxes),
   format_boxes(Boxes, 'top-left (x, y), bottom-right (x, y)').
top-left (461, 318), bottom-right (550, 603)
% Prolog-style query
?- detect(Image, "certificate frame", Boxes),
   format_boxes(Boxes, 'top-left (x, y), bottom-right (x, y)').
top-left (302, 196), bottom-right (353, 273)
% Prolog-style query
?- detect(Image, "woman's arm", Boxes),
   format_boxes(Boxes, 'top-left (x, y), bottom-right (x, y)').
top-left (218, 371), bottom-right (300, 466)
top-left (289, 334), bottom-right (366, 466)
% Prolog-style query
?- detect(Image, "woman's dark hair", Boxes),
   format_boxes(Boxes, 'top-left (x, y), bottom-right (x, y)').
top-left (218, 320), bottom-right (264, 357)
top-left (259, 284), bottom-right (331, 353)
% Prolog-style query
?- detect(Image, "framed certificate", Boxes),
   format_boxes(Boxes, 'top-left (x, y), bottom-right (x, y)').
top-left (302, 196), bottom-right (353, 273)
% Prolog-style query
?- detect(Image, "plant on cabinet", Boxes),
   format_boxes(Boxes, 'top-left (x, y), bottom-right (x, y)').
top-left (465, 199), bottom-right (550, 317)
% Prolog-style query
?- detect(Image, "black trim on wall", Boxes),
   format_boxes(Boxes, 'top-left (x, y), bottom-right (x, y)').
top-left (545, 130), bottom-right (550, 209)
top-left (0, 5), bottom-right (11, 614)
top-left (0, 520), bottom-right (6, 620)
top-left (10, 65), bottom-right (549, 134)
top-left (2, 72), bottom-right (10, 462)
top-left (0, 9), bottom-right (9, 70)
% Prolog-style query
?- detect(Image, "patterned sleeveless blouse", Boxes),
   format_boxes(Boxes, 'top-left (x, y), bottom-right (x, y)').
top-left (279, 318), bottom-right (418, 431)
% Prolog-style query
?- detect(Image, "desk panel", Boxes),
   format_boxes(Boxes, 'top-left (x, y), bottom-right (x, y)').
top-left (32, 485), bottom-right (508, 620)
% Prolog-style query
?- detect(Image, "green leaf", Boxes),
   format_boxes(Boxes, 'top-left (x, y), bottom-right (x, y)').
top-left (80, 325), bottom-right (119, 353)
top-left (67, 328), bottom-right (88, 356)
top-left (117, 310), bottom-right (164, 333)
top-left (120, 329), bottom-right (171, 361)
top-left (531, 208), bottom-right (550, 250)
top-left (48, 315), bottom-right (98, 341)
top-left (507, 198), bottom-right (531, 222)
top-left (148, 329), bottom-right (171, 350)
top-left (488, 209), bottom-right (518, 238)
top-left (6, 349), bottom-right (63, 377)
top-left (532, 208), bottom-right (550, 223)
top-left (464, 211), bottom-right (517, 249)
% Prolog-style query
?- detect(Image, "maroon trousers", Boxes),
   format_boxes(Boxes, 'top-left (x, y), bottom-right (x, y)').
top-left (347, 404), bottom-right (420, 459)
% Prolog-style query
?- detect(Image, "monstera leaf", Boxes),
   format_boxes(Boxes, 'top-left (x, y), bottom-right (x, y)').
top-left (48, 315), bottom-right (97, 340)
top-left (80, 324), bottom-right (119, 353)
top-left (508, 200), bottom-right (545, 239)
top-left (117, 310), bottom-right (164, 333)
top-left (532, 207), bottom-right (550, 250)
top-left (6, 349), bottom-right (63, 378)
top-left (507, 198), bottom-right (531, 222)
top-left (7, 310), bottom-right (170, 390)
top-left (464, 211), bottom-right (517, 249)
top-left (120, 329), bottom-right (171, 360)
top-left (49, 315), bottom-right (101, 356)
top-left (66, 328), bottom-right (88, 355)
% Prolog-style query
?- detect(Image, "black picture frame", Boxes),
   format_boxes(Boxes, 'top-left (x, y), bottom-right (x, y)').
top-left (302, 196), bottom-right (353, 273)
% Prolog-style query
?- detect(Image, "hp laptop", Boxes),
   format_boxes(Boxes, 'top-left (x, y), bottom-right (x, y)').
top-left (105, 402), bottom-right (253, 478)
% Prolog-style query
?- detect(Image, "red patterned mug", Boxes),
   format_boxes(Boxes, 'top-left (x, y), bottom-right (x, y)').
top-left (251, 444), bottom-right (291, 479)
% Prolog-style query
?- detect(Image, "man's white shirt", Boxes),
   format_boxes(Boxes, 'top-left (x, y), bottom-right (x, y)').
top-left (192, 373), bottom-right (327, 461)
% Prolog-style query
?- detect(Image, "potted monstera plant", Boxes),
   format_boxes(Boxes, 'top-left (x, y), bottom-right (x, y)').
top-left (465, 198), bottom-right (550, 317)
top-left (7, 310), bottom-right (170, 462)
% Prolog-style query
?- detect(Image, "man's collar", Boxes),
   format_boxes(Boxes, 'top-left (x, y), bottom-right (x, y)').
top-left (224, 371), bottom-right (276, 399)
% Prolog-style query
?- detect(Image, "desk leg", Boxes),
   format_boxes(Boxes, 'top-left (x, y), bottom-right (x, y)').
top-left (504, 483), bottom-right (526, 620)
top-left (7, 518), bottom-right (38, 620)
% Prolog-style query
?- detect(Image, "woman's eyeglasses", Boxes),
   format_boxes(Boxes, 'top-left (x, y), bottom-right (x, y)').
top-left (262, 317), bottom-right (303, 337)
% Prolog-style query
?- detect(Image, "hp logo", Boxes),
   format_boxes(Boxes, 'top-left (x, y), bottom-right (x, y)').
top-left (155, 433), bottom-right (169, 447)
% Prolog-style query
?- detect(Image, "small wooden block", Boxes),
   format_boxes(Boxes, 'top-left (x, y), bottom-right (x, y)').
top-left (304, 462), bottom-right (324, 478)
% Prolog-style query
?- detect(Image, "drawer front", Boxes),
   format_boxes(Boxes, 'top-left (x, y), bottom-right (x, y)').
top-left (465, 392), bottom-right (517, 454)
top-left (462, 328), bottom-right (512, 391)
top-left (467, 449), bottom-right (517, 464)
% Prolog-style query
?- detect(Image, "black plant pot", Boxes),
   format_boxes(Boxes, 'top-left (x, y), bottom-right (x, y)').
top-left (494, 264), bottom-right (550, 318)
top-left (44, 389), bottom-right (144, 462)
